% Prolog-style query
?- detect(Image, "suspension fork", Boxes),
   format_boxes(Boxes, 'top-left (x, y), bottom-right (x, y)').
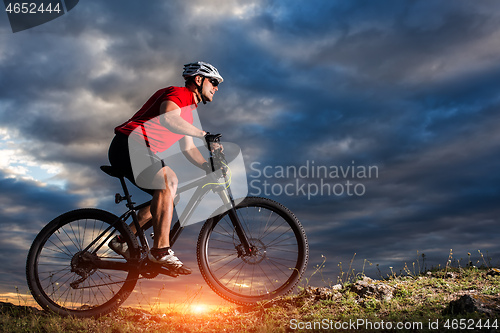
top-left (207, 143), bottom-right (252, 255)
top-left (218, 189), bottom-right (253, 255)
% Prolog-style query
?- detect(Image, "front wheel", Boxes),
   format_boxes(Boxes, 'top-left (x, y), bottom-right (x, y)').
top-left (197, 197), bottom-right (308, 305)
top-left (26, 209), bottom-right (139, 317)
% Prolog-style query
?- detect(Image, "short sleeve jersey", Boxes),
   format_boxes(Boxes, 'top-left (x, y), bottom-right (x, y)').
top-left (115, 86), bottom-right (197, 154)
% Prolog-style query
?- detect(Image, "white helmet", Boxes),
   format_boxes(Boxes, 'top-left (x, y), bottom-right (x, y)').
top-left (182, 61), bottom-right (223, 83)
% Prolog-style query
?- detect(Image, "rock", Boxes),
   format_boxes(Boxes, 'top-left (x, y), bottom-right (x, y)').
top-left (443, 294), bottom-right (500, 316)
top-left (349, 277), bottom-right (394, 302)
top-left (331, 284), bottom-right (342, 291)
top-left (299, 286), bottom-right (340, 301)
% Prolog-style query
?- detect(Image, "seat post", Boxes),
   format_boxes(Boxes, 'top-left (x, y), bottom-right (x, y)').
top-left (118, 176), bottom-right (135, 209)
top-left (118, 176), bottom-right (150, 249)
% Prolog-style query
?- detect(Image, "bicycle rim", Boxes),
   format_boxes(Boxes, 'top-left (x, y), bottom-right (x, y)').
top-left (26, 209), bottom-right (139, 317)
top-left (198, 197), bottom-right (308, 304)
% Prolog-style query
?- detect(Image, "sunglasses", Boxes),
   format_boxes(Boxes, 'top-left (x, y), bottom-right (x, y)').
top-left (208, 78), bottom-right (219, 87)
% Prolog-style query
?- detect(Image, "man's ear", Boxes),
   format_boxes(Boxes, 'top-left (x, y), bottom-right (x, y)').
top-left (195, 75), bottom-right (203, 85)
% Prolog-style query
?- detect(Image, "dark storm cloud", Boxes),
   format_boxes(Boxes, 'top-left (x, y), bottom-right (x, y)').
top-left (0, 170), bottom-right (81, 218)
top-left (0, 170), bottom-right (84, 291)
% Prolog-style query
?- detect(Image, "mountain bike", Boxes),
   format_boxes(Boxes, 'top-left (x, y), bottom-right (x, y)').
top-left (26, 135), bottom-right (309, 317)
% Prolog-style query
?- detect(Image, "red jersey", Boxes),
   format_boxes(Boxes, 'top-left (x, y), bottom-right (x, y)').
top-left (115, 86), bottom-right (197, 154)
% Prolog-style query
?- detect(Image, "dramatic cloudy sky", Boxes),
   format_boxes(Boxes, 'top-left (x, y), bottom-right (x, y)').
top-left (1, 0), bottom-right (500, 307)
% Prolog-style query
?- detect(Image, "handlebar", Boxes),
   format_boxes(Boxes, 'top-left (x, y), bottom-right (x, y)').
top-left (202, 132), bottom-right (234, 198)
top-left (204, 132), bottom-right (222, 149)
top-left (204, 132), bottom-right (226, 174)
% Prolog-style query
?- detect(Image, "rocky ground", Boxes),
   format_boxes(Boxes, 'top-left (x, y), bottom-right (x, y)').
top-left (1, 267), bottom-right (500, 332)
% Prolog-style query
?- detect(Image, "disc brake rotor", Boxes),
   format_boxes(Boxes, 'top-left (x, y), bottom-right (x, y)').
top-left (239, 239), bottom-right (266, 264)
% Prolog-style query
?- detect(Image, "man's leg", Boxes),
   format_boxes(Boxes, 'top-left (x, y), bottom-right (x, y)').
top-left (150, 165), bottom-right (177, 248)
top-left (128, 206), bottom-right (152, 234)
top-left (114, 164), bottom-right (176, 242)
top-left (146, 166), bottom-right (191, 274)
top-left (109, 203), bottom-right (153, 258)
top-left (125, 165), bottom-right (176, 237)
top-left (109, 166), bottom-right (175, 255)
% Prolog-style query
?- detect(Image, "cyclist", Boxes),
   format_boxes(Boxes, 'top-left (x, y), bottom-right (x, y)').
top-left (107, 61), bottom-right (223, 275)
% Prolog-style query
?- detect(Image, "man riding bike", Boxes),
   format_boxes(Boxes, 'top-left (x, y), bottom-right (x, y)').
top-left (107, 61), bottom-right (223, 274)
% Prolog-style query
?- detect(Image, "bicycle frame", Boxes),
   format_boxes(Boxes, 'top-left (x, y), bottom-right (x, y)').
top-left (93, 163), bottom-right (252, 267)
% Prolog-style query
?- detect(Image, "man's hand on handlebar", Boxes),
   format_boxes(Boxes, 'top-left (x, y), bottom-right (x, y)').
top-left (204, 132), bottom-right (223, 152)
top-left (203, 132), bottom-right (225, 174)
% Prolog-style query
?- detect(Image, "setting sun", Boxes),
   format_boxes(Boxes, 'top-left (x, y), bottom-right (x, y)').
top-left (190, 304), bottom-right (208, 315)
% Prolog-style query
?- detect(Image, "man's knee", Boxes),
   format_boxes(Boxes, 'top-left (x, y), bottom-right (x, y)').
top-left (162, 167), bottom-right (178, 191)
top-left (163, 176), bottom-right (177, 192)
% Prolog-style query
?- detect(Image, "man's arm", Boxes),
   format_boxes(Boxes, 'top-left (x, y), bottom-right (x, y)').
top-left (179, 136), bottom-right (207, 169)
top-left (159, 100), bottom-right (205, 138)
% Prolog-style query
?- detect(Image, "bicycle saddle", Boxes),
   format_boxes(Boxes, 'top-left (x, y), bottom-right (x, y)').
top-left (100, 165), bottom-right (125, 179)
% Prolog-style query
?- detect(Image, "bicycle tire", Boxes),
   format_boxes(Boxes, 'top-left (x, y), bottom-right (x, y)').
top-left (197, 197), bottom-right (308, 305)
top-left (26, 208), bottom-right (139, 317)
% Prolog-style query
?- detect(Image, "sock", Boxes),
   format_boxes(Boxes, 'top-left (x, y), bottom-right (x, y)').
top-left (150, 247), bottom-right (171, 259)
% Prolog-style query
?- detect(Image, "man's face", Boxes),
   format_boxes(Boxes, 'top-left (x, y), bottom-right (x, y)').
top-left (200, 76), bottom-right (219, 102)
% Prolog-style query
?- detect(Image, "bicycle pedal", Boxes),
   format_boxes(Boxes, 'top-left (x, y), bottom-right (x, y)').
top-left (159, 266), bottom-right (179, 278)
top-left (146, 257), bottom-right (179, 277)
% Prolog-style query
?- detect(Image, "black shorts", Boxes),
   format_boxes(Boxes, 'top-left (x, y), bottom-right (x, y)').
top-left (108, 133), bottom-right (164, 196)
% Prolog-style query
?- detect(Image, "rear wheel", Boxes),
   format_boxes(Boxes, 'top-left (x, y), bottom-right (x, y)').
top-left (197, 197), bottom-right (308, 304)
top-left (26, 209), bottom-right (139, 317)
